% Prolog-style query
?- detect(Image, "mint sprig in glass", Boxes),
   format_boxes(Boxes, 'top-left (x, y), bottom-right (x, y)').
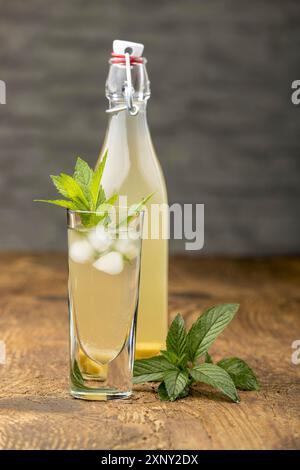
top-left (35, 152), bottom-right (150, 400)
top-left (36, 151), bottom-right (115, 227)
top-left (35, 150), bottom-right (152, 228)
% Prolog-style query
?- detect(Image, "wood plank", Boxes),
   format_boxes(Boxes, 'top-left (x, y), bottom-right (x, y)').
top-left (0, 253), bottom-right (299, 449)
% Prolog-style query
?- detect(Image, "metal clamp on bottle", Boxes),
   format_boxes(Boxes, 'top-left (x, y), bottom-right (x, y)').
top-left (123, 52), bottom-right (139, 116)
top-left (106, 52), bottom-right (139, 116)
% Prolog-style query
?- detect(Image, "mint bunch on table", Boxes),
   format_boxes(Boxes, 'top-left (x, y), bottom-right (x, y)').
top-left (35, 151), bottom-right (151, 227)
top-left (133, 304), bottom-right (259, 402)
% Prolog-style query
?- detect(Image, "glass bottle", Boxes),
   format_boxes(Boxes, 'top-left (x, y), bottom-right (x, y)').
top-left (96, 40), bottom-right (168, 359)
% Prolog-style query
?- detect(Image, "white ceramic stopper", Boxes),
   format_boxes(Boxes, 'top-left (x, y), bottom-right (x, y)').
top-left (113, 40), bottom-right (144, 57)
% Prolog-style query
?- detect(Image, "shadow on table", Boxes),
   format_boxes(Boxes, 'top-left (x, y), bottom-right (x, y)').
top-left (0, 395), bottom-right (79, 414)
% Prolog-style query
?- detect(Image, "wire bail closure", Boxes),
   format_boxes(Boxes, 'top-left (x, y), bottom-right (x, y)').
top-left (123, 52), bottom-right (139, 116)
top-left (106, 52), bottom-right (139, 116)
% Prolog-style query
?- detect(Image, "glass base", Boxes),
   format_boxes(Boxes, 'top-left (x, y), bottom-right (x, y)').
top-left (70, 333), bottom-right (136, 401)
top-left (70, 388), bottom-right (132, 401)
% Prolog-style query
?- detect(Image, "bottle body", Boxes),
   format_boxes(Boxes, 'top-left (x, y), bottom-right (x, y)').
top-left (98, 104), bottom-right (168, 358)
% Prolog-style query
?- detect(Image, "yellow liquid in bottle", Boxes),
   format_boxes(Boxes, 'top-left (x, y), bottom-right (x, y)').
top-left (98, 105), bottom-right (168, 358)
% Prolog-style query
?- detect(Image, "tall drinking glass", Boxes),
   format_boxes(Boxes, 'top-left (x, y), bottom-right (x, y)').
top-left (67, 208), bottom-right (143, 400)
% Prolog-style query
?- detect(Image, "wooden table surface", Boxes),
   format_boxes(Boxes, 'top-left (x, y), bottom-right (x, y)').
top-left (0, 253), bottom-right (299, 450)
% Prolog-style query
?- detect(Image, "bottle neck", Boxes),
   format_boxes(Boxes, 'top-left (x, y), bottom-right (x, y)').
top-left (107, 99), bottom-right (148, 113)
top-left (105, 59), bottom-right (151, 104)
top-left (100, 97), bottom-right (156, 200)
top-left (104, 59), bottom-right (152, 154)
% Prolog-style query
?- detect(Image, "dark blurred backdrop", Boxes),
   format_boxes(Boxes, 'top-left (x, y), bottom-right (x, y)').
top-left (0, 0), bottom-right (299, 254)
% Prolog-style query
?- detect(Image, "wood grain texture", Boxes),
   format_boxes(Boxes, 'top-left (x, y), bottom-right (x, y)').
top-left (0, 253), bottom-right (299, 450)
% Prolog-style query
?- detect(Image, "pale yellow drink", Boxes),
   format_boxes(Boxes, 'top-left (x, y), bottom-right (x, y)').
top-left (68, 228), bottom-right (141, 366)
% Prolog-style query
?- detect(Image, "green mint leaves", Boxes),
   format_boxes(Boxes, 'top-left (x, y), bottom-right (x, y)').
top-left (133, 304), bottom-right (260, 402)
top-left (35, 152), bottom-right (153, 228)
top-left (164, 370), bottom-right (190, 401)
top-left (166, 313), bottom-right (187, 359)
top-left (187, 303), bottom-right (239, 362)
top-left (35, 152), bottom-right (112, 227)
top-left (217, 357), bottom-right (260, 391)
top-left (190, 363), bottom-right (240, 403)
top-left (132, 356), bottom-right (177, 384)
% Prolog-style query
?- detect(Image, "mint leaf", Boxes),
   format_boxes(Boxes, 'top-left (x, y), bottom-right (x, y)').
top-left (73, 359), bottom-right (84, 383)
top-left (79, 213), bottom-right (104, 228)
top-left (164, 369), bottom-right (189, 401)
top-left (90, 150), bottom-right (107, 209)
top-left (160, 350), bottom-right (178, 365)
top-left (50, 174), bottom-right (88, 208)
top-left (121, 193), bottom-right (154, 226)
top-left (133, 356), bottom-right (177, 384)
top-left (36, 152), bottom-right (153, 231)
top-left (177, 386), bottom-right (190, 399)
top-left (91, 194), bottom-right (119, 227)
top-left (157, 382), bottom-right (169, 401)
top-left (205, 351), bottom-right (213, 363)
top-left (73, 157), bottom-right (93, 206)
top-left (73, 157), bottom-right (93, 188)
top-left (97, 193), bottom-right (118, 213)
top-left (50, 175), bottom-right (70, 198)
top-left (34, 199), bottom-right (76, 209)
top-left (217, 357), bottom-right (260, 391)
top-left (191, 363), bottom-right (239, 403)
top-left (132, 304), bottom-right (258, 404)
top-left (187, 304), bottom-right (239, 362)
top-left (96, 186), bottom-right (106, 208)
top-left (129, 192), bottom-right (154, 214)
top-left (158, 381), bottom-right (189, 402)
top-left (70, 359), bottom-right (85, 390)
top-left (166, 314), bottom-right (187, 359)
top-left (161, 350), bottom-right (188, 367)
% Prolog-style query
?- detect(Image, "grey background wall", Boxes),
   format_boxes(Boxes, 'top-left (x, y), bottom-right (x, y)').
top-left (0, 0), bottom-right (299, 254)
